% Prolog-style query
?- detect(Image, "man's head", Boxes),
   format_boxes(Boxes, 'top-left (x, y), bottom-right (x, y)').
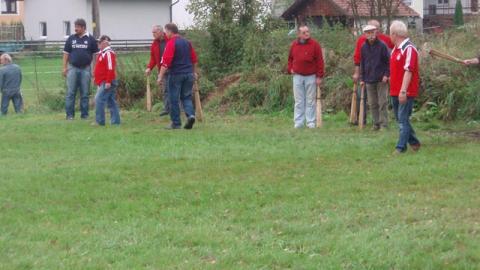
top-left (297, 25), bottom-right (310, 42)
top-left (152, 25), bottom-right (164, 40)
top-left (164, 23), bottom-right (179, 39)
top-left (0, 53), bottom-right (12, 65)
top-left (98, 35), bottom-right (111, 50)
top-left (389, 20), bottom-right (408, 45)
top-left (74, 18), bottom-right (87, 36)
top-left (363, 25), bottom-right (377, 43)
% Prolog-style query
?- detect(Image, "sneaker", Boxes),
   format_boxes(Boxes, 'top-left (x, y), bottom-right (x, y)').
top-left (372, 125), bottom-right (380, 131)
top-left (184, 116), bottom-right (195, 129)
top-left (159, 111), bottom-right (169, 117)
top-left (165, 124), bottom-right (181, 130)
top-left (392, 149), bottom-right (404, 155)
top-left (66, 116), bottom-right (74, 121)
top-left (411, 143), bottom-right (421, 152)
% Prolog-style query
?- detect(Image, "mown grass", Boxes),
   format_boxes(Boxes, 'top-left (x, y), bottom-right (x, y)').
top-left (0, 112), bottom-right (479, 269)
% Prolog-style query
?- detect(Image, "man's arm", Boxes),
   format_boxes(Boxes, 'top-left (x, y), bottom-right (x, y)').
top-left (146, 44), bottom-right (156, 75)
top-left (62, 53), bottom-right (69, 77)
top-left (399, 71), bottom-right (412, 104)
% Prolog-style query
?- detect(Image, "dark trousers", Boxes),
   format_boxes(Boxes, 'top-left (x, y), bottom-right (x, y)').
top-left (1, 91), bottom-right (23, 115)
top-left (168, 73), bottom-right (195, 127)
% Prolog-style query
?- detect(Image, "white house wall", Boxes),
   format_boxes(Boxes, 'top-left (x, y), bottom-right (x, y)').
top-left (24, 0), bottom-right (170, 41)
top-left (24, 0), bottom-right (89, 40)
top-left (99, 0), bottom-right (170, 40)
top-left (423, 0), bottom-right (474, 15)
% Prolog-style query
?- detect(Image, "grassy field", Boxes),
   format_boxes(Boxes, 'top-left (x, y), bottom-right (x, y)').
top-left (0, 111), bottom-right (479, 269)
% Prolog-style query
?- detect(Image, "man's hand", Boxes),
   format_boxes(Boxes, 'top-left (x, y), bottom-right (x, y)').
top-left (382, 76), bottom-right (389, 83)
top-left (360, 81), bottom-right (365, 87)
top-left (316, 77), bottom-right (322, 86)
top-left (145, 68), bottom-right (151, 76)
top-left (62, 67), bottom-right (68, 78)
top-left (352, 72), bottom-right (359, 83)
top-left (105, 83), bottom-right (111, 90)
top-left (399, 91), bottom-right (407, 104)
top-left (157, 74), bottom-right (163, 86)
top-left (463, 58), bottom-right (479, 66)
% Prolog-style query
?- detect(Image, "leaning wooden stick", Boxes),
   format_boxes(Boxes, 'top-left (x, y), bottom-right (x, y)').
top-left (316, 85), bottom-right (323, 128)
top-left (429, 49), bottom-right (463, 64)
top-left (194, 81), bottom-right (204, 122)
top-left (146, 76), bottom-right (152, 112)
top-left (358, 84), bottom-right (365, 129)
top-left (349, 82), bottom-right (358, 124)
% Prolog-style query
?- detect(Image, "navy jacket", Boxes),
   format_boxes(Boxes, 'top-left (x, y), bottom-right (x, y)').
top-left (360, 39), bottom-right (390, 83)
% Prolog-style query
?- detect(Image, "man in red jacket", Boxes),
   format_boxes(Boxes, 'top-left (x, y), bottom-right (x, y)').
top-left (146, 25), bottom-right (170, 117)
top-left (94, 35), bottom-right (120, 126)
top-left (389, 20), bottom-right (420, 154)
top-left (288, 25), bottom-right (324, 129)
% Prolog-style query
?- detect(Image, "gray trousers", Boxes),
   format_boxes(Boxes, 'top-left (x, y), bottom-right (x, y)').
top-left (366, 82), bottom-right (388, 128)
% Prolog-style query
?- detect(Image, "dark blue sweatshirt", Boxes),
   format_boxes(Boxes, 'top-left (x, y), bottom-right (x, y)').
top-left (360, 39), bottom-right (390, 83)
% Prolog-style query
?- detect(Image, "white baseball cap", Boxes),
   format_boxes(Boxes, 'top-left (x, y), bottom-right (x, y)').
top-left (363, 25), bottom-right (377, 32)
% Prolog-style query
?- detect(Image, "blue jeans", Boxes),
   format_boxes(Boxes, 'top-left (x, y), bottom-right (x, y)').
top-left (66, 65), bottom-right (91, 119)
top-left (392, 96), bottom-right (420, 152)
top-left (168, 73), bottom-right (195, 127)
top-left (293, 74), bottom-right (317, 128)
top-left (1, 91), bottom-right (23, 115)
top-left (95, 81), bottom-right (120, 125)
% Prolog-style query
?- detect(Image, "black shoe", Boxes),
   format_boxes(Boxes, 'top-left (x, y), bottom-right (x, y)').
top-left (165, 124), bottom-right (181, 130)
top-left (159, 111), bottom-right (169, 117)
top-left (184, 117), bottom-right (195, 129)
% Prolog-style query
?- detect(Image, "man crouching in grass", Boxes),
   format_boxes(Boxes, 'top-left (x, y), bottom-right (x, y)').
top-left (93, 35), bottom-right (120, 126)
top-left (389, 21), bottom-right (421, 154)
top-left (0, 53), bottom-right (23, 115)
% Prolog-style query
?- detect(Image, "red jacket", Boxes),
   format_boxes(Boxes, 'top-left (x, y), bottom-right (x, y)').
top-left (146, 35), bottom-right (168, 71)
top-left (288, 38), bottom-right (324, 78)
top-left (390, 39), bottom-right (419, 97)
top-left (353, 33), bottom-right (394, 66)
top-left (94, 46), bottom-right (116, 86)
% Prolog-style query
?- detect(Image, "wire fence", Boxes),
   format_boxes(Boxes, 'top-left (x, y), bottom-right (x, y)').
top-left (7, 44), bottom-right (153, 109)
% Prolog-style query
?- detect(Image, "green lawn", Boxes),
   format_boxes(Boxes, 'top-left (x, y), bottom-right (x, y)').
top-left (0, 112), bottom-right (479, 269)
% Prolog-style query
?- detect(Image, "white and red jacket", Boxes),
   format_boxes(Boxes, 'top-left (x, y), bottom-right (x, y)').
top-left (94, 46), bottom-right (116, 86)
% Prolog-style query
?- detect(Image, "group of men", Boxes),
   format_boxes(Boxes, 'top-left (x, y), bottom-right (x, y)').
top-left (288, 20), bottom-right (420, 154)
top-left (61, 19), bottom-right (198, 129)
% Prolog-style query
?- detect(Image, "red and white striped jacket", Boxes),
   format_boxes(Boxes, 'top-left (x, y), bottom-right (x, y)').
top-left (94, 46), bottom-right (116, 86)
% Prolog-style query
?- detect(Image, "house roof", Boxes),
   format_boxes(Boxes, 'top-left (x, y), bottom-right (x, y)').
top-left (281, 0), bottom-right (419, 19)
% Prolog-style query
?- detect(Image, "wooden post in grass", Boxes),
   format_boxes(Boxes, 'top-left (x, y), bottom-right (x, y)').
top-left (358, 84), bottom-right (365, 129)
top-left (316, 85), bottom-right (322, 128)
top-left (349, 82), bottom-right (358, 124)
top-left (194, 81), bottom-right (204, 122)
top-left (146, 76), bottom-right (152, 112)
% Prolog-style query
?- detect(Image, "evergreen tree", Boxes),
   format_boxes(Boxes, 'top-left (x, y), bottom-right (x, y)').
top-left (454, 0), bottom-right (464, 26)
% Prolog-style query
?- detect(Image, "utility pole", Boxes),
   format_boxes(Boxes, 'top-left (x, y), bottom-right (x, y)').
top-left (92, 0), bottom-right (101, 38)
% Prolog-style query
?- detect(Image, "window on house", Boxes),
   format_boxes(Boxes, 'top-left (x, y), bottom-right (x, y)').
top-left (403, 0), bottom-right (412, 6)
top-left (40, 22), bottom-right (47, 37)
top-left (1, 0), bottom-right (18, 14)
top-left (438, 0), bottom-right (449, 4)
top-left (64, 21), bottom-right (71, 36)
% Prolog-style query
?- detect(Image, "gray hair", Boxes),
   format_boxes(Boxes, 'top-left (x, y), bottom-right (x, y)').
top-left (1, 53), bottom-right (12, 64)
top-left (152, 25), bottom-right (163, 32)
top-left (390, 20), bottom-right (408, 37)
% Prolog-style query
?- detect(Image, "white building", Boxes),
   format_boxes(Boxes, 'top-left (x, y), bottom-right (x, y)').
top-left (24, 0), bottom-right (171, 40)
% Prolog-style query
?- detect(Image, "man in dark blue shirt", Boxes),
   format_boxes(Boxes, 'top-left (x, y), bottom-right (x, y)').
top-left (360, 25), bottom-right (390, 130)
top-left (63, 18), bottom-right (99, 120)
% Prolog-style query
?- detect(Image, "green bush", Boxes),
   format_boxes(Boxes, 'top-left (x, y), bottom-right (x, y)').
top-left (38, 90), bottom-right (65, 111)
